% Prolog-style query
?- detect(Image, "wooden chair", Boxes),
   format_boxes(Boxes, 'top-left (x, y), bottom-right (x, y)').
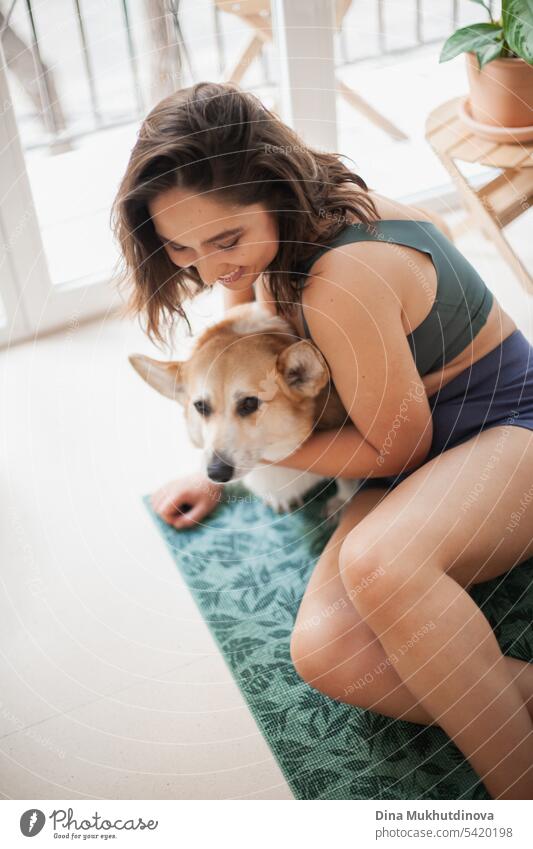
top-left (426, 97), bottom-right (533, 294)
top-left (213, 0), bottom-right (408, 141)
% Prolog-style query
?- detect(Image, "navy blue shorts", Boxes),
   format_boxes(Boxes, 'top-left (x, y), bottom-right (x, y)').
top-left (360, 329), bottom-right (533, 493)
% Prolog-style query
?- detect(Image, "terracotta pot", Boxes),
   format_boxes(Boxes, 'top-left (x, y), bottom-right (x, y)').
top-left (465, 52), bottom-right (533, 127)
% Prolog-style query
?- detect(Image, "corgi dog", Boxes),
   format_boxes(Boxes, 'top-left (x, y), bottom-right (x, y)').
top-left (129, 303), bottom-right (362, 517)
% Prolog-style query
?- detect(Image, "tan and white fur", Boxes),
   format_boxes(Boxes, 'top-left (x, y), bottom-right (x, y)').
top-left (129, 303), bottom-right (362, 517)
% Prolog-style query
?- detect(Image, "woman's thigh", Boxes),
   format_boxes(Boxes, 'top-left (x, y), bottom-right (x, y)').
top-left (296, 486), bottom-right (387, 606)
top-left (291, 423), bottom-right (533, 681)
top-left (291, 486), bottom-right (389, 673)
top-left (341, 424), bottom-right (533, 589)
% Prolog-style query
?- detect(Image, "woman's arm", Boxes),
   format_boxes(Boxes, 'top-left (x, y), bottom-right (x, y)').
top-left (262, 423), bottom-right (430, 479)
top-left (272, 244), bottom-right (434, 477)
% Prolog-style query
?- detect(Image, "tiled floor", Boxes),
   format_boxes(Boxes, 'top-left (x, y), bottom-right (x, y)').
top-left (1, 211), bottom-right (532, 799)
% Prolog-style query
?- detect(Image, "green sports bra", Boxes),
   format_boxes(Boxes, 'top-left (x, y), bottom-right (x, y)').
top-left (292, 219), bottom-right (494, 377)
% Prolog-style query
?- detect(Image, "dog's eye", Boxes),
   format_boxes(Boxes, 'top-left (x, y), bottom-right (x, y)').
top-left (237, 396), bottom-right (260, 416)
top-left (193, 400), bottom-right (211, 417)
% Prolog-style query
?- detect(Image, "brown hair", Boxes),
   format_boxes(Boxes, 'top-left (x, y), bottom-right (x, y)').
top-left (110, 80), bottom-right (379, 349)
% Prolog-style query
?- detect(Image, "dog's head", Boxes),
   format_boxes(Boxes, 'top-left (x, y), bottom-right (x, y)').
top-left (129, 304), bottom-right (331, 483)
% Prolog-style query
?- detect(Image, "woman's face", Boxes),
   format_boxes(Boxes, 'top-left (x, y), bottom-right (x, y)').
top-left (148, 186), bottom-right (279, 292)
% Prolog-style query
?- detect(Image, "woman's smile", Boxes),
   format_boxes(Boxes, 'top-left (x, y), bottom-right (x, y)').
top-left (217, 266), bottom-right (246, 286)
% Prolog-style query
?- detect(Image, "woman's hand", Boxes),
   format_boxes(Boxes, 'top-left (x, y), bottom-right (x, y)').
top-left (150, 472), bottom-right (223, 530)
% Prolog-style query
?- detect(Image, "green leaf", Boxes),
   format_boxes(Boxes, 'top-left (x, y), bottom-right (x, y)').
top-left (240, 663), bottom-right (277, 695)
top-left (261, 705), bottom-right (291, 737)
top-left (269, 628), bottom-right (292, 639)
top-left (293, 768), bottom-right (341, 799)
top-left (475, 39), bottom-right (505, 67)
top-left (223, 635), bottom-right (265, 666)
top-left (439, 22), bottom-right (503, 63)
top-left (503, 0), bottom-right (533, 63)
top-left (252, 588), bottom-right (278, 612)
top-left (420, 761), bottom-right (448, 776)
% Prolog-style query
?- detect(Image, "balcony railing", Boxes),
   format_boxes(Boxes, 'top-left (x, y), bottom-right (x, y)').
top-left (0, 0), bottom-right (499, 153)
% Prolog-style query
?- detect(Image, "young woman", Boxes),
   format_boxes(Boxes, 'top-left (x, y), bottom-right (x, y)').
top-left (111, 81), bottom-right (533, 799)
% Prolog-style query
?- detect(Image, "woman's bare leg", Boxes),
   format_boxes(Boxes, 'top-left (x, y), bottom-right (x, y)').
top-left (291, 486), bottom-right (533, 726)
top-left (338, 428), bottom-right (533, 798)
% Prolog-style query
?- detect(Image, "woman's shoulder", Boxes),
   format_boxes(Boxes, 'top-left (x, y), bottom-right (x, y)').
top-left (302, 185), bottom-right (445, 280)
top-left (305, 188), bottom-right (432, 275)
top-left (302, 188), bottom-right (441, 336)
top-left (367, 189), bottom-right (454, 239)
top-left (305, 185), bottom-right (436, 284)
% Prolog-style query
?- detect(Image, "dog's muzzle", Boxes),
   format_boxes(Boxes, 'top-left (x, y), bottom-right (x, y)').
top-left (207, 451), bottom-right (235, 483)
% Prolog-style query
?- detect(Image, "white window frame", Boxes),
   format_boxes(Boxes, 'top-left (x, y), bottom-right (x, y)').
top-left (0, 41), bottom-right (122, 349)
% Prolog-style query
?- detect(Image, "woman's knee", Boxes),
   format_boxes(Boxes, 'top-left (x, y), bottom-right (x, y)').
top-left (290, 603), bottom-right (344, 684)
top-left (337, 529), bottom-right (390, 612)
top-left (289, 612), bottom-right (399, 708)
top-left (338, 524), bottom-right (447, 625)
top-left (290, 597), bottom-right (379, 691)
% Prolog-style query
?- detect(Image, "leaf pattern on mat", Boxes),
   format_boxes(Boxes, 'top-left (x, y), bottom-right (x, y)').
top-left (346, 775), bottom-right (398, 800)
top-left (260, 699), bottom-right (292, 737)
top-left (240, 663), bottom-right (278, 695)
top-left (292, 767), bottom-right (342, 798)
top-left (222, 635), bottom-right (266, 667)
top-left (144, 480), bottom-right (533, 801)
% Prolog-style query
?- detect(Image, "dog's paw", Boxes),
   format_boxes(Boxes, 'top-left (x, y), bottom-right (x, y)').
top-left (321, 479), bottom-right (363, 524)
top-left (321, 494), bottom-right (345, 524)
top-left (243, 466), bottom-right (324, 514)
top-left (262, 492), bottom-right (304, 514)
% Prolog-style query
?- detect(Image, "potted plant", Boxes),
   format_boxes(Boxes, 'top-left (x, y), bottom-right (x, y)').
top-left (439, 0), bottom-right (533, 128)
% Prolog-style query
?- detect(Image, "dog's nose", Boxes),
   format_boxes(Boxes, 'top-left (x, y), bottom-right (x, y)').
top-left (207, 453), bottom-right (234, 483)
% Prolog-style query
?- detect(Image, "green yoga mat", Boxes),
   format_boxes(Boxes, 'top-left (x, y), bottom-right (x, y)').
top-left (142, 480), bottom-right (533, 800)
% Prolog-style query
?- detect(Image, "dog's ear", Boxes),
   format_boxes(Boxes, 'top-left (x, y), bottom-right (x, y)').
top-left (276, 340), bottom-right (330, 399)
top-left (128, 354), bottom-right (186, 403)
